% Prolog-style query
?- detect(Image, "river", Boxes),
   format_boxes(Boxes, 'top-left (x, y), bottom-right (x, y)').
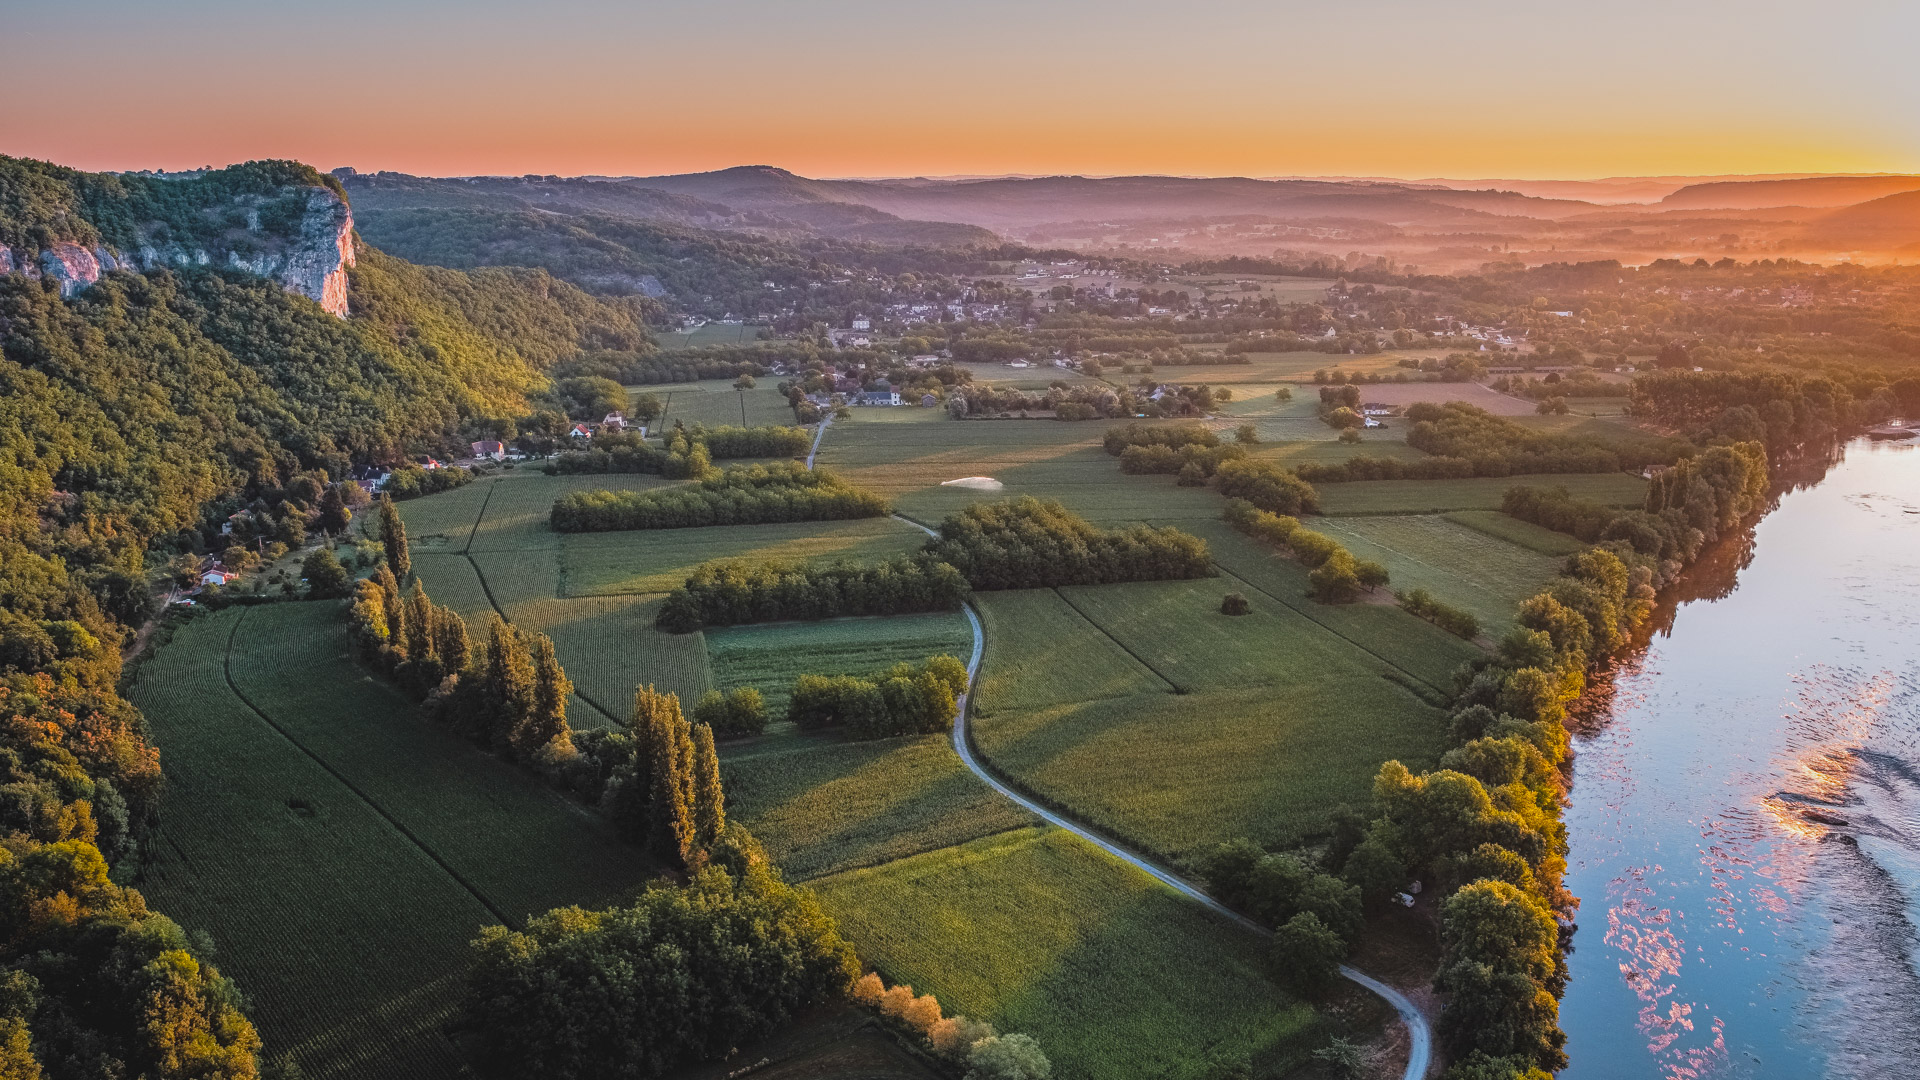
top-left (1558, 437), bottom-right (1920, 1079)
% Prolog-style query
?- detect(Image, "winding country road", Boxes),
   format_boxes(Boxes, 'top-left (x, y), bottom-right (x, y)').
top-left (885, 513), bottom-right (1434, 1079)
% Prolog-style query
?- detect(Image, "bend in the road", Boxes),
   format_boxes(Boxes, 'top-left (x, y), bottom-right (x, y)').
top-left (944, 593), bottom-right (1433, 1080)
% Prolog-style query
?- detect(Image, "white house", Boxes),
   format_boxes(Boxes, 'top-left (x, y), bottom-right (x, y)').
top-left (602, 411), bottom-right (628, 431)
top-left (471, 440), bottom-right (506, 461)
top-left (570, 423), bottom-right (593, 439)
top-left (851, 316), bottom-right (871, 331)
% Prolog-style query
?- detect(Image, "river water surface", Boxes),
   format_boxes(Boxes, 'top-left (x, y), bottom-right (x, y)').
top-left (1560, 438), bottom-right (1920, 1080)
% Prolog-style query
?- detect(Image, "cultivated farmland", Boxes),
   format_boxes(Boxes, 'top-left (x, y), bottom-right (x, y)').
top-left (706, 612), bottom-right (974, 713)
top-left (129, 605), bottom-right (657, 1080)
top-left (812, 828), bottom-right (1331, 1080)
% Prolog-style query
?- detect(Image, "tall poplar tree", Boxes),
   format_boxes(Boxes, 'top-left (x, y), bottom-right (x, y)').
top-left (690, 722), bottom-right (726, 852)
top-left (514, 634), bottom-right (573, 757)
top-left (434, 608), bottom-right (472, 675)
top-left (375, 565), bottom-right (408, 663)
top-left (482, 614), bottom-right (535, 755)
top-left (379, 494), bottom-right (411, 581)
top-left (404, 580), bottom-right (439, 680)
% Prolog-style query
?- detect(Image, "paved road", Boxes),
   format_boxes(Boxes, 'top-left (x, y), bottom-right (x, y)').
top-left (930, 578), bottom-right (1433, 1079)
top-left (804, 415), bottom-right (832, 469)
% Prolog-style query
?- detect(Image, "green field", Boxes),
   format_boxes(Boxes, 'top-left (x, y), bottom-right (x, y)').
top-left (1314, 471), bottom-right (1648, 516)
top-left (719, 729), bottom-right (1033, 881)
top-left (968, 575), bottom-right (1455, 863)
top-left (812, 828), bottom-right (1330, 1080)
top-left (1313, 514), bottom-right (1567, 637)
top-left (969, 589), bottom-right (1174, 715)
top-left (1444, 509), bottom-right (1588, 556)
top-left (815, 419), bottom-right (1226, 524)
top-left (654, 381), bottom-right (807, 427)
top-left (707, 612), bottom-right (974, 713)
top-left (129, 605), bottom-right (657, 1080)
top-left (652, 323), bottom-right (765, 348)
top-left (560, 517), bottom-right (929, 597)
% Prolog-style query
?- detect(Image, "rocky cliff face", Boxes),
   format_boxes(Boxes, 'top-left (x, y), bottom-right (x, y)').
top-left (0, 186), bottom-right (356, 317)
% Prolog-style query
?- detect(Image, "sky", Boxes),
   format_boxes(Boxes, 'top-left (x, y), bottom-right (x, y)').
top-left (5, 0), bottom-right (1918, 181)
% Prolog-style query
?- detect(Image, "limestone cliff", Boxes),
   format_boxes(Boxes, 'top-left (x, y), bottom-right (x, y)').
top-left (0, 167), bottom-right (356, 317)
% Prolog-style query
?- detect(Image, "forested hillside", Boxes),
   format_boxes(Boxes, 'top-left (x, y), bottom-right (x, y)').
top-left (0, 158), bottom-right (650, 1077)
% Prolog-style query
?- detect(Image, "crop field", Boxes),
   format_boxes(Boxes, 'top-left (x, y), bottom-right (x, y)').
top-left (1171, 274), bottom-right (1335, 304)
top-left (970, 589), bottom-right (1173, 715)
top-left (129, 606), bottom-right (657, 1080)
top-left (812, 828), bottom-right (1327, 1080)
top-left (706, 612), bottom-right (974, 714)
top-left (1187, 521), bottom-right (1483, 692)
top-left (959, 575), bottom-right (1453, 861)
top-left (1164, 350), bottom-right (1449, 385)
top-left (1314, 471), bottom-right (1648, 516)
top-left (1324, 381), bottom-right (1537, 415)
top-left (655, 381), bottom-right (807, 427)
top-left (513, 593), bottom-right (713, 724)
top-left (815, 420), bottom-right (1224, 524)
top-left (1314, 514), bottom-right (1566, 636)
top-left (719, 729), bottom-right (1033, 881)
top-left (559, 517), bottom-right (929, 597)
top-left (1445, 509), bottom-right (1587, 556)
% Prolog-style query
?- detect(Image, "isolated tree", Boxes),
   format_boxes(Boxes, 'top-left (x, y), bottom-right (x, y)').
top-left (301, 548), bottom-right (351, 599)
top-left (690, 722), bottom-right (726, 851)
top-left (516, 634), bottom-right (573, 757)
top-left (378, 494), bottom-right (410, 580)
top-left (1234, 423), bottom-right (1259, 445)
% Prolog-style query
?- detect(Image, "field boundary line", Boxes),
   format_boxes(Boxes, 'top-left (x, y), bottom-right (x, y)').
top-left (460, 477), bottom-right (499, 553)
top-left (1213, 562), bottom-right (1449, 700)
top-left (1316, 519), bottom-right (1515, 596)
top-left (1047, 587), bottom-right (1185, 694)
top-left (218, 609), bottom-right (516, 927)
top-left (461, 552), bottom-right (627, 729)
top-left (948, 602), bottom-right (1434, 1080)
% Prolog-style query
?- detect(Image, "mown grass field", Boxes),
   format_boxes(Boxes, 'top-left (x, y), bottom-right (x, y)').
top-left (560, 517), bottom-right (929, 598)
top-left (1444, 509), bottom-right (1587, 556)
top-left (706, 613), bottom-right (973, 714)
top-left (130, 605), bottom-right (657, 1080)
top-left (815, 419), bottom-right (1225, 524)
top-left (1313, 514), bottom-right (1567, 637)
top-left (812, 828), bottom-right (1328, 1080)
top-left (1313, 471), bottom-right (1647, 515)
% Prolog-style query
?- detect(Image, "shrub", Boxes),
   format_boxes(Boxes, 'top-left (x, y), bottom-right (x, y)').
top-left (787, 656), bottom-right (969, 739)
top-left (1399, 587), bottom-right (1480, 639)
top-left (384, 465), bottom-right (474, 500)
top-left (1221, 592), bottom-right (1250, 616)
top-left (1213, 459), bottom-right (1318, 515)
top-left (693, 687), bottom-right (768, 737)
top-left (1268, 911), bottom-right (1346, 993)
top-left (965, 1034), bottom-right (1052, 1080)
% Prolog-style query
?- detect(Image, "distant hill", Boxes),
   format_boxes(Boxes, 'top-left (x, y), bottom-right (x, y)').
top-left (1662, 175), bottom-right (1920, 210)
top-left (1808, 189), bottom-right (1920, 249)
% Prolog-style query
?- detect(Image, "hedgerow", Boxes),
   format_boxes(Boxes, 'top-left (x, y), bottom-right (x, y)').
top-left (551, 464), bottom-right (888, 532)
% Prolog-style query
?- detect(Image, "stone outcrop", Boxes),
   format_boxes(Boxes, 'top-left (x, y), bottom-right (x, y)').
top-left (0, 186), bottom-right (355, 317)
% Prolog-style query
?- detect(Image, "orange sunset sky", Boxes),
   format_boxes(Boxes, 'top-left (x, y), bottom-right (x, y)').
top-left (6, 0), bottom-right (1917, 180)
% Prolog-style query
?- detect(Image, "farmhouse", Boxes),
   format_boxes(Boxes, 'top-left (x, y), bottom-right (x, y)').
top-left (1361, 403), bottom-right (1394, 417)
top-left (569, 423), bottom-right (593, 439)
top-left (199, 562), bottom-right (236, 587)
top-left (602, 411), bottom-right (628, 431)
top-left (471, 440), bottom-right (506, 461)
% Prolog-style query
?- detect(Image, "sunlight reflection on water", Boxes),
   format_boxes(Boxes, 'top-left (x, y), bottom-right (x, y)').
top-left (1560, 440), bottom-right (1920, 1080)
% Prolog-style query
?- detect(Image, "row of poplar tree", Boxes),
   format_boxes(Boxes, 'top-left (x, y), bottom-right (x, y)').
top-left (350, 495), bottom-right (729, 870)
